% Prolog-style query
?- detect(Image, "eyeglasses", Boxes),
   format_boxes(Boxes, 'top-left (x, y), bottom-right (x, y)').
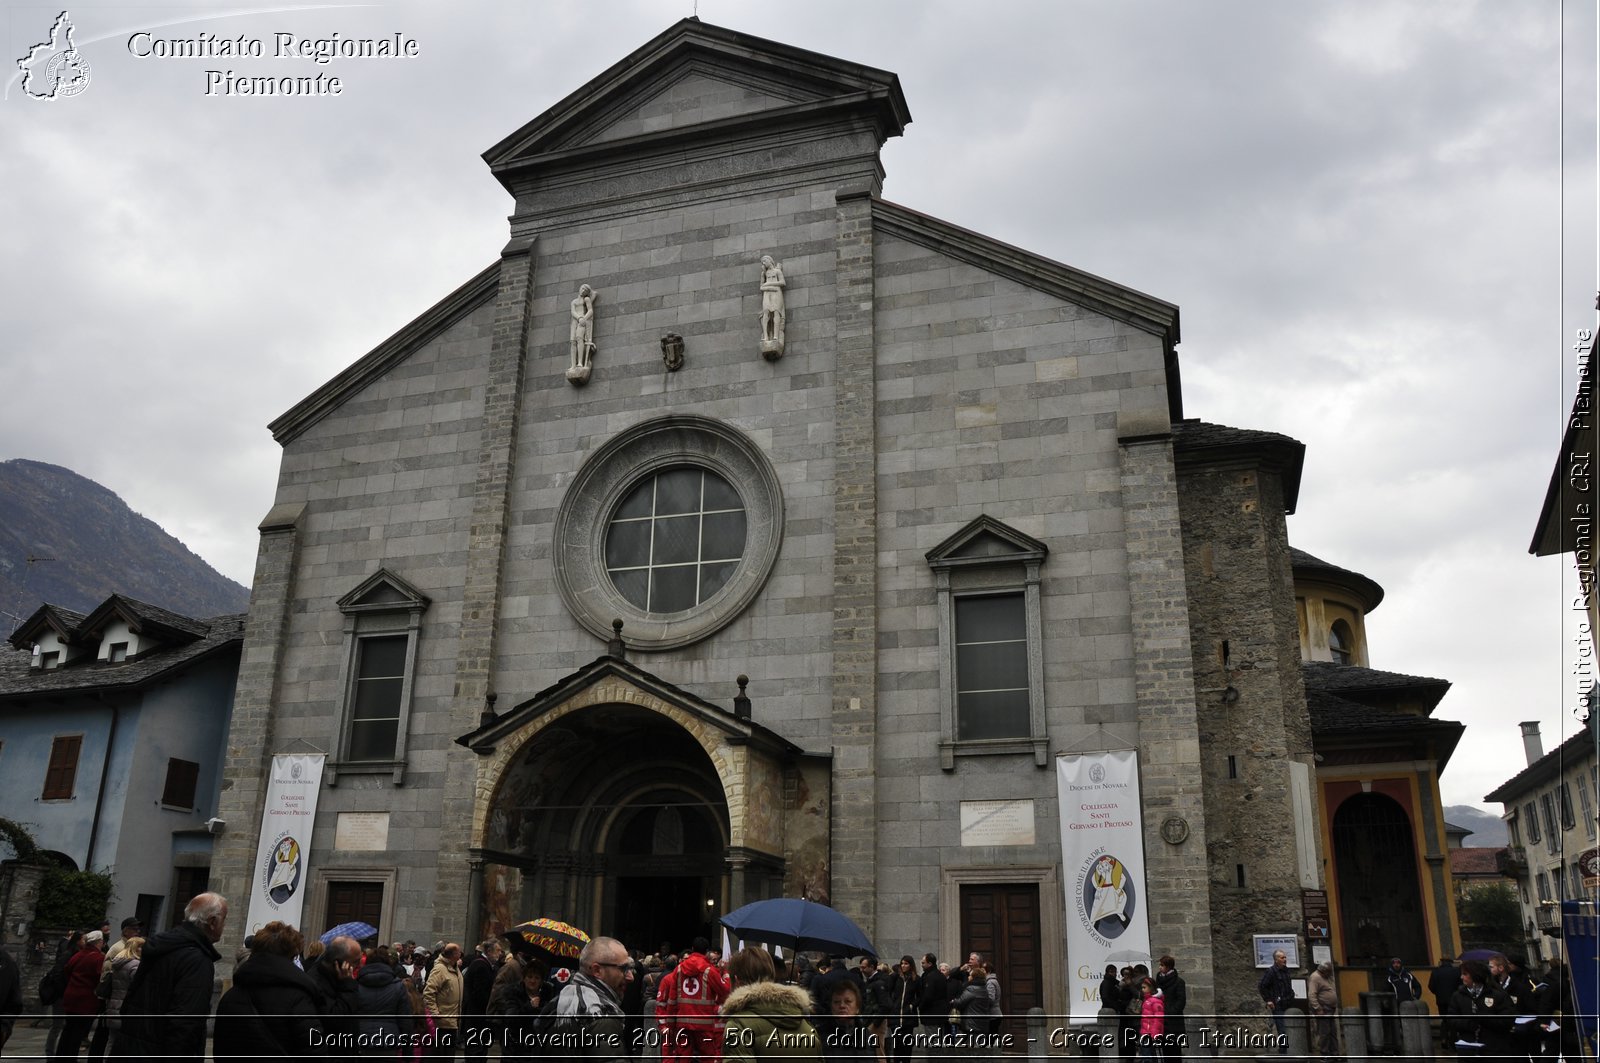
top-left (595, 961), bottom-right (634, 973)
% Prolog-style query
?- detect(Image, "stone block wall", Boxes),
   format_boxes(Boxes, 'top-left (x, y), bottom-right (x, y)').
top-left (1178, 457), bottom-right (1321, 1021)
top-left (870, 227), bottom-right (1173, 957)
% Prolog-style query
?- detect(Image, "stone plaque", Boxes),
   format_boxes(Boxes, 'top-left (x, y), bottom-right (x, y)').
top-left (959, 799), bottom-right (1036, 847)
top-left (334, 811), bottom-right (390, 852)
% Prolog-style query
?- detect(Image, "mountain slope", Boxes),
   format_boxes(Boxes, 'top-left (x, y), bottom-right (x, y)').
top-left (0, 459), bottom-right (249, 627)
top-left (1445, 804), bottom-right (1508, 847)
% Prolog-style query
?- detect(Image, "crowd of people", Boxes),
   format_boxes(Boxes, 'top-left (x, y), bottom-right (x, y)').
top-left (1432, 952), bottom-right (1586, 1063)
top-left (3, 896), bottom-right (1016, 1062)
top-left (13, 899), bottom-right (1592, 1063)
top-left (1096, 956), bottom-right (1188, 1060)
top-left (1256, 950), bottom-right (1589, 1063)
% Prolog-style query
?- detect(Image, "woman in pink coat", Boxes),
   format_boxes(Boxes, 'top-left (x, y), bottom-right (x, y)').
top-left (1137, 977), bottom-right (1165, 1060)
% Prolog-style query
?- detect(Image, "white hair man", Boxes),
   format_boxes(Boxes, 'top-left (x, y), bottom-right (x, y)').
top-left (112, 892), bottom-right (228, 1059)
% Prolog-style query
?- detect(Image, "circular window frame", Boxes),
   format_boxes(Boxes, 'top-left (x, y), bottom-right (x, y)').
top-left (553, 416), bottom-right (784, 651)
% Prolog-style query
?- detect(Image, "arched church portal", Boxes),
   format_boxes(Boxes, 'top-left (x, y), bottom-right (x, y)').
top-left (480, 703), bottom-right (739, 952)
top-left (1331, 792), bottom-right (1428, 965)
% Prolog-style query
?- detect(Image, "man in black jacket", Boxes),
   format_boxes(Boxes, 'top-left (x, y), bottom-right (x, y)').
top-left (1156, 955), bottom-right (1188, 1058)
top-left (462, 938), bottom-right (503, 1060)
top-left (916, 954), bottom-right (948, 1043)
top-left (1257, 950), bottom-right (1295, 1054)
top-left (112, 892), bottom-right (227, 1059)
top-left (1429, 958), bottom-right (1461, 1015)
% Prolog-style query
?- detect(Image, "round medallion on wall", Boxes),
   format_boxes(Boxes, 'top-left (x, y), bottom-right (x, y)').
top-left (552, 415), bottom-right (784, 651)
top-left (1160, 816), bottom-right (1190, 845)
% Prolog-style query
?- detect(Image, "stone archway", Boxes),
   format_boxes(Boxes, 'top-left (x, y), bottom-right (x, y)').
top-left (478, 702), bottom-right (732, 950)
top-left (460, 661), bottom-right (810, 950)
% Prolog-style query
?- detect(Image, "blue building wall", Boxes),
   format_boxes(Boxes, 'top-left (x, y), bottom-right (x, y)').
top-left (0, 648), bottom-right (238, 927)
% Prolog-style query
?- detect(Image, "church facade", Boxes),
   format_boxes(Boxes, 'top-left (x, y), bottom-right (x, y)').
top-left (212, 20), bottom-right (1335, 1021)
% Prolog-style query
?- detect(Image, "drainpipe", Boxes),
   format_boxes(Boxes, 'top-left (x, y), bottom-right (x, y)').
top-left (85, 699), bottom-right (120, 870)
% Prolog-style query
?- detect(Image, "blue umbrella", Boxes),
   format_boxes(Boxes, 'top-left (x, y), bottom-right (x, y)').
top-left (320, 920), bottom-right (378, 944)
top-left (720, 898), bottom-right (877, 959)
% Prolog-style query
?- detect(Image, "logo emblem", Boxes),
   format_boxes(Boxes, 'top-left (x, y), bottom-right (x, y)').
top-left (1079, 853), bottom-right (1136, 942)
top-left (1088, 763), bottom-right (1105, 784)
top-left (17, 11), bottom-right (91, 101)
top-left (291, 760), bottom-right (303, 780)
top-left (262, 834), bottom-right (303, 905)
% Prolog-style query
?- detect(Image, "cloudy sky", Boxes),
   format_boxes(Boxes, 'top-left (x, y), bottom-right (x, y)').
top-left (2, 1), bottom-right (1594, 810)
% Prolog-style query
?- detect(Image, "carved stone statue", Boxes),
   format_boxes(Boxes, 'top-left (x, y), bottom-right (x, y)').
top-left (661, 333), bottom-right (684, 372)
top-left (567, 283), bottom-right (597, 385)
top-left (758, 256), bottom-right (785, 360)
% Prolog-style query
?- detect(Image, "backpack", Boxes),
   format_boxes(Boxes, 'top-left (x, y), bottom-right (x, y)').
top-left (38, 964), bottom-right (67, 1006)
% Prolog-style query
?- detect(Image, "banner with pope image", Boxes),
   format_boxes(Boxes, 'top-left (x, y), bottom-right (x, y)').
top-left (245, 753), bottom-right (325, 935)
top-left (1058, 749), bottom-right (1151, 1023)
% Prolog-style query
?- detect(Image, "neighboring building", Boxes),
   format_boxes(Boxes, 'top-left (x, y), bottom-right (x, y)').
top-left (1449, 845), bottom-right (1508, 902)
top-left (1530, 341), bottom-right (1597, 633)
top-left (1505, 312), bottom-right (1600, 964)
top-left (0, 595), bottom-right (243, 929)
top-left (1485, 715), bottom-right (1600, 964)
top-left (1292, 549), bottom-right (1465, 1003)
top-left (208, 20), bottom-right (1450, 1022)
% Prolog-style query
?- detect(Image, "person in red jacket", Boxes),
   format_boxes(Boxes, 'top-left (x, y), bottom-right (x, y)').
top-left (657, 938), bottom-right (730, 1062)
top-left (55, 928), bottom-right (105, 1059)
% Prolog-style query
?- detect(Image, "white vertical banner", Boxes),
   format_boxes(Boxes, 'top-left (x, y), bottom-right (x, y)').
top-left (245, 753), bottom-right (325, 935)
top-left (1059, 750), bottom-right (1152, 1024)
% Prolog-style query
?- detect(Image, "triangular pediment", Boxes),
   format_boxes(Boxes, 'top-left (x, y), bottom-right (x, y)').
top-left (926, 515), bottom-right (1049, 568)
top-left (483, 19), bottom-right (908, 180)
top-left (567, 64), bottom-right (821, 149)
top-left (456, 655), bottom-right (801, 759)
top-left (337, 568), bottom-right (431, 614)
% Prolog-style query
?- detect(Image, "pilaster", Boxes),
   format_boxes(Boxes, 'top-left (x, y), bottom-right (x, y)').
top-left (436, 235), bottom-right (539, 943)
top-left (211, 501), bottom-right (305, 951)
top-left (829, 189), bottom-right (878, 931)
top-left (1117, 420), bottom-right (1217, 1018)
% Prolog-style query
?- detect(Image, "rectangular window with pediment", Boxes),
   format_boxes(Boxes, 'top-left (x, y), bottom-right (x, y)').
top-left (328, 569), bottom-right (430, 785)
top-left (927, 515), bottom-right (1050, 770)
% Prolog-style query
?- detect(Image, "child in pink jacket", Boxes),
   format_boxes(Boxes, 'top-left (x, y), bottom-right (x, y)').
top-left (1138, 977), bottom-right (1165, 1060)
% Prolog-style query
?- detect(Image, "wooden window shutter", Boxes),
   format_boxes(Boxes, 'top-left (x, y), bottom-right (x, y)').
top-left (161, 758), bottom-right (201, 809)
top-left (42, 735), bottom-right (82, 799)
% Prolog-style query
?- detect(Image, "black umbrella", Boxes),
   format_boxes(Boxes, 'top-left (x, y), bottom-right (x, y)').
top-left (720, 898), bottom-right (877, 959)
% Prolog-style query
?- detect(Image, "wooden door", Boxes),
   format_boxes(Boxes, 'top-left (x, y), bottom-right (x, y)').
top-left (325, 880), bottom-right (384, 936)
top-left (960, 884), bottom-right (1043, 1047)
